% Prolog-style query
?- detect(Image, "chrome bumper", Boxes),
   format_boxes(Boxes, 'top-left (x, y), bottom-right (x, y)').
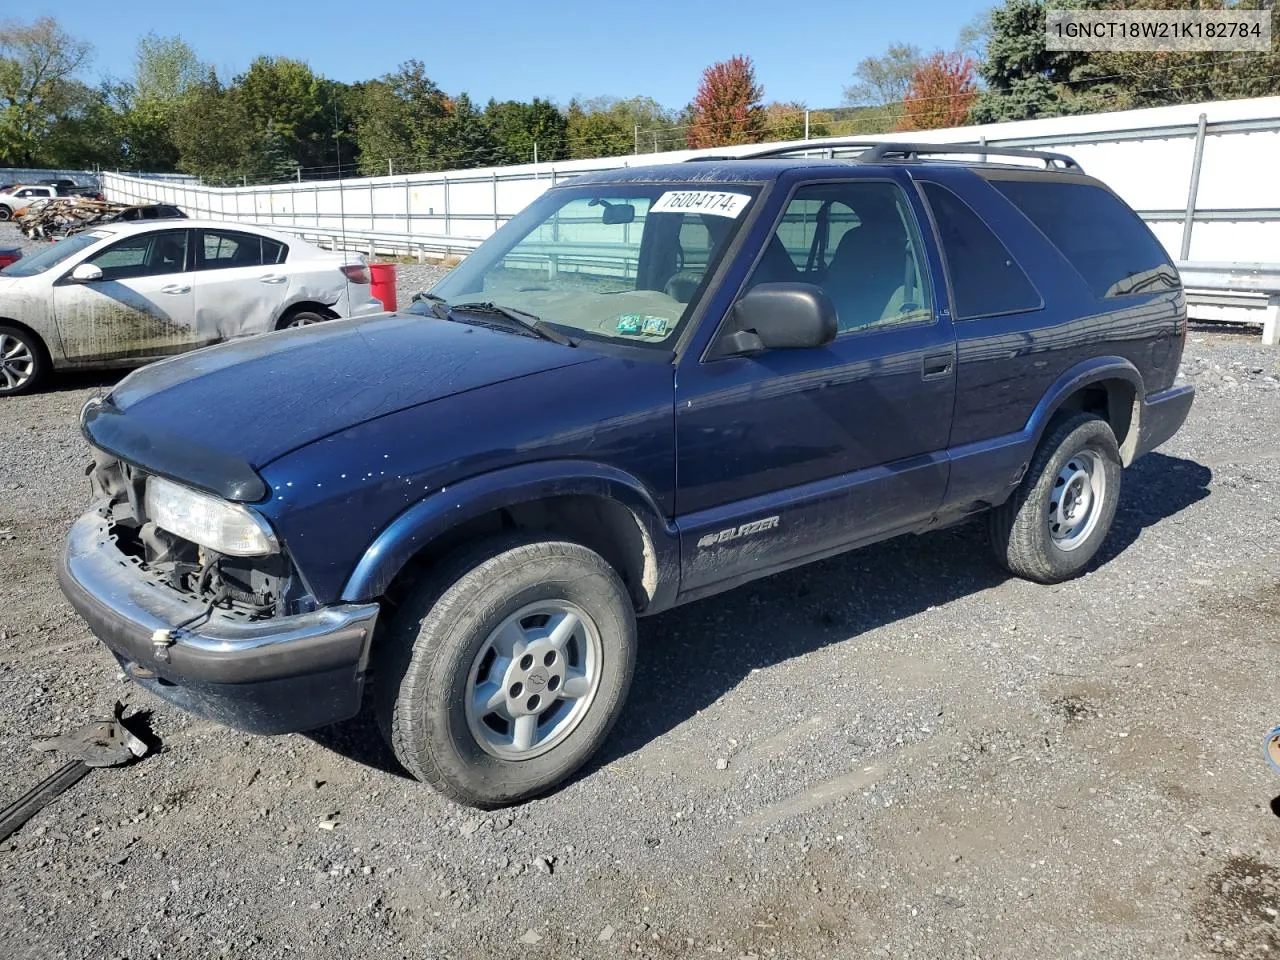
top-left (58, 504), bottom-right (380, 733)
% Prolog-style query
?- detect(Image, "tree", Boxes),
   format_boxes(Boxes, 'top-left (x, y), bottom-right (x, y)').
top-left (353, 60), bottom-right (448, 174)
top-left (0, 17), bottom-right (93, 165)
top-left (234, 56), bottom-right (342, 173)
top-left (134, 33), bottom-right (203, 104)
top-left (565, 96), bottom-right (677, 158)
top-left (1086, 0), bottom-right (1280, 108)
top-left (968, 0), bottom-right (1115, 123)
top-left (686, 55), bottom-right (765, 149)
top-left (485, 98), bottom-right (567, 163)
top-left (842, 42), bottom-right (922, 131)
top-left (899, 52), bottom-right (979, 131)
top-left (430, 94), bottom-right (502, 170)
top-left (169, 71), bottom-right (255, 182)
top-left (761, 101), bottom-right (831, 142)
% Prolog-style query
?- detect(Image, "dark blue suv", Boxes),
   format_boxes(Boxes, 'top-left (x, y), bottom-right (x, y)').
top-left (59, 143), bottom-right (1194, 807)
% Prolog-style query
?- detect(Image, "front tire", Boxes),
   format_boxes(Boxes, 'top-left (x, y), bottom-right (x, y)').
top-left (377, 536), bottom-right (636, 808)
top-left (989, 413), bottom-right (1122, 583)
top-left (0, 325), bottom-right (46, 396)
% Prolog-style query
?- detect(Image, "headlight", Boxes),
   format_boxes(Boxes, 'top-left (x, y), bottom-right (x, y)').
top-left (144, 476), bottom-right (278, 557)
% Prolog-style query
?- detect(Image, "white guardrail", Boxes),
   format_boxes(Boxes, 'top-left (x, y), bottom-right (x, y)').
top-left (1177, 262), bottom-right (1280, 344)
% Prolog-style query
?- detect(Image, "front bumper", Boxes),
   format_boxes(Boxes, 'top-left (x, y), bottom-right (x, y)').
top-left (1133, 383), bottom-right (1195, 460)
top-left (58, 505), bottom-right (379, 734)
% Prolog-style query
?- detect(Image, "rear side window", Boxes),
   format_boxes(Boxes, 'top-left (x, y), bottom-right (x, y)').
top-left (198, 230), bottom-right (288, 270)
top-left (920, 181), bottom-right (1041, 320)
top-left (990, 178), bottom-right (1179, 299)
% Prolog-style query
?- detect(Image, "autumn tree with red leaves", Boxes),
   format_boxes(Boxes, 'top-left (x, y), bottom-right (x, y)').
top-left (686, 55), bottom-right (766, 149)
top-left (898, 52), bottom-right (978, 131)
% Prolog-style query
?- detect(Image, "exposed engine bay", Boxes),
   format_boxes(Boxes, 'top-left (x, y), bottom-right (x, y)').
top-left (87, 449), bottom-right (299, 620)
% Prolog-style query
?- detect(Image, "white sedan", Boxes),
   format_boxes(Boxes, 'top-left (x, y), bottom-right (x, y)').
top-left (0, 219), bottom-right (386, 395)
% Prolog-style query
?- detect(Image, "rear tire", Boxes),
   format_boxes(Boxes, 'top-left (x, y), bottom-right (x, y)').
top-left (376, 535), bottom-right (636, 808)
top-left (0, 325), bottom-right (46, 396)
top-left (277, 309), bottom-right (330, 330)
top-left (0, 207), bottom-right (11, 222)
top-left (989, 413), bottom-right (1122, 583)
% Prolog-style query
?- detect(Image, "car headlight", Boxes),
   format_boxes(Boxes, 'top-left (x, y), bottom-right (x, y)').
top-left (144, 476), bottom-right (278, 557)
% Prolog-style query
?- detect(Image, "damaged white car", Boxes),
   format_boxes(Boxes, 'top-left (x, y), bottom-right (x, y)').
top-left (0, 220), bottom-right (386, 395)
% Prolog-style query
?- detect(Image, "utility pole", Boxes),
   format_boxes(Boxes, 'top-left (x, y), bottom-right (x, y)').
top-left (804, 111), bottom-right (810, 141)
top-left (388, 158), bottom-right (394, 176)
top-left (634, 124), bottom-right (639, 155)
top-left (533, 141), bottom-right (538, 165)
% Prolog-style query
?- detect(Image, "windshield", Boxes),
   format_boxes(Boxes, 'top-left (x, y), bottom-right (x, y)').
top-left (1, 231), bottom-right (107, 278)
top-left (426, 183), bottom-right (761, 347)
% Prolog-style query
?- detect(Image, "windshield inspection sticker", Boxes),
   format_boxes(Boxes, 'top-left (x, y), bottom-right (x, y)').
top-left (650, 190), bottom-right (751, 218)
top-left (616, 314), bottom-right (670, 336)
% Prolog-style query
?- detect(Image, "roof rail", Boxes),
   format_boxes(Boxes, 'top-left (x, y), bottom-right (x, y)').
top-left (859, 142), bottom-right (1084, 171)
top-left (736, 139), bottom-right (884, 160)
top-left (683, 139), bottom-right (1084, 172)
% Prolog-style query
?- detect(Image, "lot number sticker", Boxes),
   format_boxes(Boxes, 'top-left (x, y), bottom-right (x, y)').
top-left (650, 191), bottom-right (752, 218)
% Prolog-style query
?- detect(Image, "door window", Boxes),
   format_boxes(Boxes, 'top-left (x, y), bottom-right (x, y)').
top-left (197, 230), bottom-right (289, 270)
top-left (748, 182), bottom-right (933, 334)
top-left (88, 230), bottom-right (189, 281)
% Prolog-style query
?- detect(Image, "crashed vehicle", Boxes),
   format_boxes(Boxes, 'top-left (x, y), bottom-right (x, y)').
top-left (59, 143), bottom-right (1193, 808)
top-left (0, 219), bottom-right (384, 394)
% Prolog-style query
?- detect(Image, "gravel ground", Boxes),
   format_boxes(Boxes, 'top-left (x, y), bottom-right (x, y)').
top-left (3, 225), bottom-right (1280, 959)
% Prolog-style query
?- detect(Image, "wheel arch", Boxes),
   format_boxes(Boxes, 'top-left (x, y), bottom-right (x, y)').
top-left (274, 300), bottom-right (339, 330)
top-left (341, 460), bottom-right (680, 613)
top-left (1027, 358), bottom-right (1143, 465)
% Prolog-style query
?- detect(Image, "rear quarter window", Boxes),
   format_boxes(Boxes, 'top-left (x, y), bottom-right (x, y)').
top-left (919, 181), bottom-right (1041, 321)
top-left (990, 178), bottom-right (1180, 299)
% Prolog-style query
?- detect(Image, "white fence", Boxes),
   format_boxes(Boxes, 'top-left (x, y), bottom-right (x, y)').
top-left (101, 95), bottom-right (1280, 295)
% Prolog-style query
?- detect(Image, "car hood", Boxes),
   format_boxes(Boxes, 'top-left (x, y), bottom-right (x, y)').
top-left (104, 314), bottom-right (599, 472)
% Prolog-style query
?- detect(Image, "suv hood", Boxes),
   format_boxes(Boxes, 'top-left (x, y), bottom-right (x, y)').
top-left (103, 314), bottom-right (597, 474)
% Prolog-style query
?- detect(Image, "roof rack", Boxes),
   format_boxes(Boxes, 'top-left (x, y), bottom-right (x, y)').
top-left (685, 139), bottom-right (1084, 172)
top-left (859, 142), bottom-right (1083, 171)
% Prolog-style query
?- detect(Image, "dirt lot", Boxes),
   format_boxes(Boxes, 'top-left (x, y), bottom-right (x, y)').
top-left (2, 238), bottom-right (1279, 957)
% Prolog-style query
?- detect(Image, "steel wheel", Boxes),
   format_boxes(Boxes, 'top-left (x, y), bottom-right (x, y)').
top-left (1048, 448), bottom-right (1106, 551)
top-left (0, 332), bottom-right (36, 393)
top-left (464, 600), bottom-right (602, 760)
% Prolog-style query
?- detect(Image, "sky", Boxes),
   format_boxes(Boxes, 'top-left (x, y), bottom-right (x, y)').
top-left (26, 0), bottom-right (989, 109)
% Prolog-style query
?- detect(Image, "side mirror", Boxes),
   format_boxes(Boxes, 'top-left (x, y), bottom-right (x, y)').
top-left (716, 282), bottom-right (837, 357)
top-left (69, 263), bottom-right (104, 283)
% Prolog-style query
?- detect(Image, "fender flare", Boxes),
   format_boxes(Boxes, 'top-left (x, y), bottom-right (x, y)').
top-left (340, 459), bottom-right (680, 609)
top-left (1023, 356), bottom-right (1144, 461)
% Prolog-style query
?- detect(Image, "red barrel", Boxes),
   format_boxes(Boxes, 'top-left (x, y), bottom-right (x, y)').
top-left (368, 262), bottom-right (398, 312)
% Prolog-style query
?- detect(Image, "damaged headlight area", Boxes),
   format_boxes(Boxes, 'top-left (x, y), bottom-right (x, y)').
top-left (144, 476), bottom-right (277, 557)
top-left (89, 451), bottom-right (304, 620)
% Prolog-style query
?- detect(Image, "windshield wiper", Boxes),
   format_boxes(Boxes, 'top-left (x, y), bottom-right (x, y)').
top-left (449, 301), bottom-right (577, 347)
top-left (411, 291), bottom-right (452, 320)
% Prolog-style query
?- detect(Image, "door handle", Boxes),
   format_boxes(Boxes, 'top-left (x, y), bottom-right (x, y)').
top-left (921, 352), bottom-right (954, 380)
top-left (259, 274), bottom-right (288, 284)
top-left (160, 284), bottom-right (190, 294)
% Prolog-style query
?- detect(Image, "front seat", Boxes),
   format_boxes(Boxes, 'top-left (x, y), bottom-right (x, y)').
top-left (154, 237), bottom-right (186, 273)
top-left (824, 201), bottom-right (909, 332)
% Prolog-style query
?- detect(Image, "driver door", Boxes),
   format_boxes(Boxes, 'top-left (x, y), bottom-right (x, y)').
top-left (674, 177), bottom-right (957, 596)
top-left (53, 228), bottom-right (198, 363)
